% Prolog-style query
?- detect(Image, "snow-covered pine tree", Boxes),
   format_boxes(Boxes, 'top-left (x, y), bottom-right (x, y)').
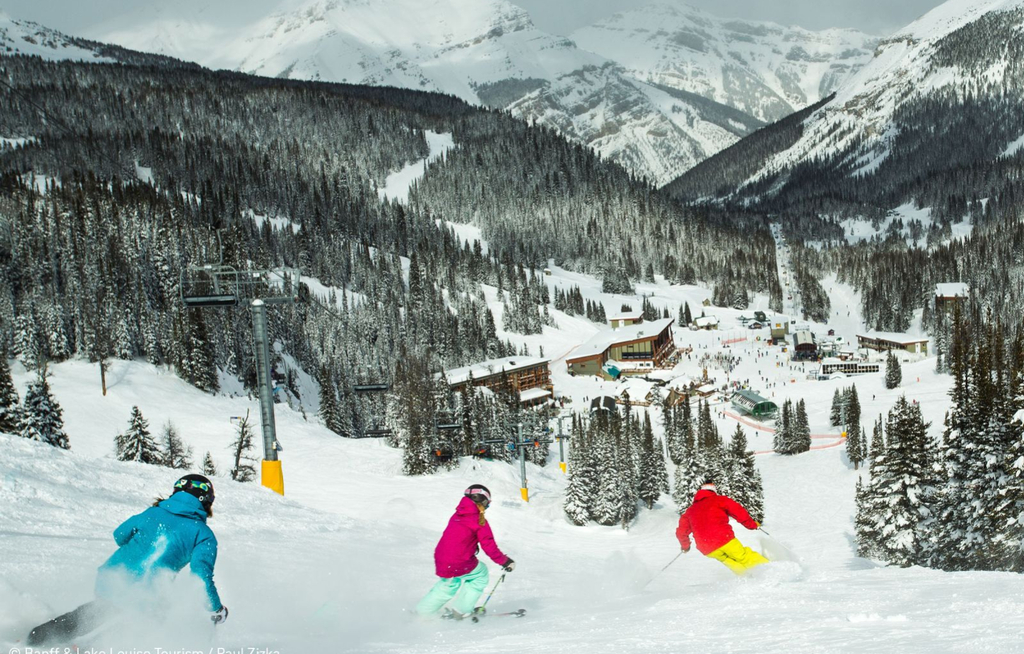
top-left (672, 450), bottom-right (703, 513)
top-left (230, 411), bottom-right (258, 482)
top-left (638, 412), bottom-right (665, 510)
top-left (774, 399), bottom-right (794, 454)
top-left (853, 477), bottom-right (879, 560)
top-left (20, 370), bottom-right (69, 449)
top-left (591, 414), bottom-right (621, 526)
top-left (845, 385), bottom-right (862, 449)
top-left (616, 428), bottom-right (640, 530)
top-left (726, 423), bottom-right (764, 523)
top-left (15, 314), bottom-right (41, 370)
top-left (856, 396), bottom-right (933, 567)
top-left (115, 406), bottom-right (161, 464)
top-left (0, 357), bottom-right (20, 433)
top-left (795, 399), bottom-right (811, 453)
top-left (564, 418), bottom-right (594, 525)
top-left (830, 388), bottom-right (844, 427)
top-left (318, 366), bottom-right (342, 435)
top-left (161, 420), bottom-right (194, 469)
top-left (46, 305), bottom-right (71, 362)
top-left (202, 451), bottom-right (218, 477)
top-left (885, 351), bottom-right (902, 389)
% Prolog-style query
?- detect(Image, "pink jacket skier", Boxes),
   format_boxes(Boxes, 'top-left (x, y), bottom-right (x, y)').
top-left (416, 484), bottom-right (514, 619)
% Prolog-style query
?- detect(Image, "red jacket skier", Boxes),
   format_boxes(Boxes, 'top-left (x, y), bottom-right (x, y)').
top-left (676, 482), bottom-right (768, 574)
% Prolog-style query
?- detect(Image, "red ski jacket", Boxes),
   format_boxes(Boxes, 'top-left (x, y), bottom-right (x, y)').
top-left (676, 489), bottom-right (758, 555)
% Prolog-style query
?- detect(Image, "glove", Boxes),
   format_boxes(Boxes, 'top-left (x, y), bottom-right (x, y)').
top-left (681, 545), bottom-right (690, 554)
top-left (502, 559), bottom-right (515, 572)
top-left (211, 606), bottom-right (229, 625)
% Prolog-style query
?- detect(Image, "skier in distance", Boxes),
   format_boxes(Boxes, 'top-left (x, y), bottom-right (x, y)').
top-left (27, 474), bottom-right (228, 645)
top-left (676, 480), bottom-right (768, 575)
top-left (416, 484), bottom-right (514, 620)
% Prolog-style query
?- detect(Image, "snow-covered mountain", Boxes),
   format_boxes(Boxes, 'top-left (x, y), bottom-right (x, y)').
top-left (667, 0), bottom-right (1024, 206)
top-left (0, 11), bottom-right (113, 61)
top-left (11, 0), bottom-right (745, 186)
top-left (571, 3), bottom-right (879, 123)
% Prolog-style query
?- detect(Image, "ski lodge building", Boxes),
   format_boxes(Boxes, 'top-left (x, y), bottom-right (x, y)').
top-left (935, 283), bottom-right (969, 313)
top-left (856, 332), bottom-right (929, 356)
top-left (609, 310), bottom-right (644, 329)
top-left (566, 318), bottom-right (675, 379)
top-left (792, 330), bottom-right (818, 359)
top-left (443, 356), bottom-right (553, 406)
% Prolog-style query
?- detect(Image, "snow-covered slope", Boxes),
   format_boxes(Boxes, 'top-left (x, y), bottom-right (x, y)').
top-left (0, 11), bottom-right (113, 62)
top-left (4, 344), bottom-right (1024, 652)
top-left (684, 0), bottom-right (1024, 200)
top-left (7, 0), bottom-right (764, 186)
top-left (571, 2), bottom-right (878, 123)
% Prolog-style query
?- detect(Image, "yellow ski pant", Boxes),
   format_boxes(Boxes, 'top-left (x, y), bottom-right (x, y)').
top-left (706, 538), bottom-right (769, 575)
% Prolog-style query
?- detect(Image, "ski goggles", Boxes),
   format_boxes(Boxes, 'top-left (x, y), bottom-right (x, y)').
top-left (464, 487), bottom-right (491, 504)
top-left (175, 479), bottom-right (215, 501)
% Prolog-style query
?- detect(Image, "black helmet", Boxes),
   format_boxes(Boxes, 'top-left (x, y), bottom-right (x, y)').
top-left (464, 484), bottom-right (491, 505)
top-left (174, 474), bottom-right (215, 508)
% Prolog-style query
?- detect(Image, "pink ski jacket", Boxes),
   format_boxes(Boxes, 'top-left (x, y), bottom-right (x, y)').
top-left (434, 496), bottom-right (510, 577)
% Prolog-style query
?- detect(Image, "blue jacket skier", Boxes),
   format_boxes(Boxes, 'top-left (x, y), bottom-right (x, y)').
top-left (28, 474), bottom-right (228, 646)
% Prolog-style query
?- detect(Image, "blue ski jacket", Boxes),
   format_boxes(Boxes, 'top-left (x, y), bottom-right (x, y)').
top-left (96, 492), bottom-right (222, 611)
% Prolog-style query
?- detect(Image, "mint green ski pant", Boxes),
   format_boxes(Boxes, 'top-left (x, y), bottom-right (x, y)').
top-left (416, 562), bottom-right (490, 616)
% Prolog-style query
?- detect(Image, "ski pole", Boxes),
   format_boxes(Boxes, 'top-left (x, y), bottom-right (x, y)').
top-left (480, 572), bottom-right (506, 611)
top-left (642, 551), bottom-right (683, 589)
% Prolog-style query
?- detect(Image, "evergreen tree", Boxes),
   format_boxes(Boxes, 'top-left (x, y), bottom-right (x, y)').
top-left (161, 421), bottom-right (194, 469)
top-left (830, 388), bottom-right (844, 427)
top-left (116, 406), bottom-right (162, 464)
top-left (230, 411), bottom-right (258, 482)
top-left (794, 399), bottom-right (811, 453)
top-left (20, 371), bottom-right (69, 449)
top-left (845, 385), bottom-right (862, 450)
top-left (638, 412), bottom-right (666, 510)
top-left (0, 357), bottom-right (20, 434)
top-left (202, 451), bottom-right (218, 477)
top-left (773, 399), bottom-right (796, 454)
top-left (591, 415), bottom-right (621, 526)
top-left (318, 367), bottom-right (343, 435)
top-left (855, 397), bottom-right (933, 567)
top-left (726, 424), bottom-right (764, 523)
top-left (564, 418), bottom-right (594, 525)
top-left (885, 351), bottom-right (903, 389)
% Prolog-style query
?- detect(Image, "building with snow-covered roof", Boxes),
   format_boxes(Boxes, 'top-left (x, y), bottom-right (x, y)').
top-left (731, 390), bottom-right (777, 419)
top-left (566, 318), bottom-right (675, 379)
top-left (935, 283), bottom-right (969, 313)
top-left (819, 358), bottom-right (882, 376)
top-left (792, 330), bottom-right (817, 360)
top-left (609, 310), bottom-right (643, 329)
top-left (856, 333), bottom-right (929, 356)
top-left (692, 315), bottom-right (719, 330)
top-left (443, 356), bottom-right (552, 405)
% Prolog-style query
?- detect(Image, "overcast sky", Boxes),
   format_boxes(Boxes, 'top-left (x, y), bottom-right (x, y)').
top-left (2, 0), bottom-right (946, 37)
top-left (510, 0), bottom-right (946, 36)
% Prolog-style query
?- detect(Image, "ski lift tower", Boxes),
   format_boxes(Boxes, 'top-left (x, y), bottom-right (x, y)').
top-left (182, 262), bottom-right (300, 496)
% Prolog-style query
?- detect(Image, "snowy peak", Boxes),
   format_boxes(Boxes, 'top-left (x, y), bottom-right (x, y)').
top-left (667, 0), bottom-right (1024, 211)
top-left (570, 2), bottom-right (878, 122)
top-left (0, 12), bottom-right (113, 62)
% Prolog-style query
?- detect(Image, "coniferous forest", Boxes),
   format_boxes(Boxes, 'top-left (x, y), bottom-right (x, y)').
top-left (0, 52), bottom-right (779, 471)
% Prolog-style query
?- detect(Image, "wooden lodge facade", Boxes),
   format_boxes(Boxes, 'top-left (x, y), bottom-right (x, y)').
top-left (566, 318), bottom-right (675, 379)
top-left (444, 356), bottom-right (553, 405)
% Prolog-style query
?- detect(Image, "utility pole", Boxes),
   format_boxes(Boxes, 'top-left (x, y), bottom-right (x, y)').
top-left (482, 418), bottom-right (553, 502)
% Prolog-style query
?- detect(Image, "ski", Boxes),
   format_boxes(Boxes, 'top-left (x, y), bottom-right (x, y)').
top-left (471, 609), bottom-right (526, 622)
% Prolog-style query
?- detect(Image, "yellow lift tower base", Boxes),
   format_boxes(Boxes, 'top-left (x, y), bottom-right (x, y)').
top-left (262, 459), bottom-right (285, 495)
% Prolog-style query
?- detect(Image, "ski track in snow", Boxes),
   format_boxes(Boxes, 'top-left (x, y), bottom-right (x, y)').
top-left (3, 261), bottom-right (1024, 652)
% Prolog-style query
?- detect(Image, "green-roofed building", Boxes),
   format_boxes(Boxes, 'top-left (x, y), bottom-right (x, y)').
top-left (731, 390), bottom-right (778, 419)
